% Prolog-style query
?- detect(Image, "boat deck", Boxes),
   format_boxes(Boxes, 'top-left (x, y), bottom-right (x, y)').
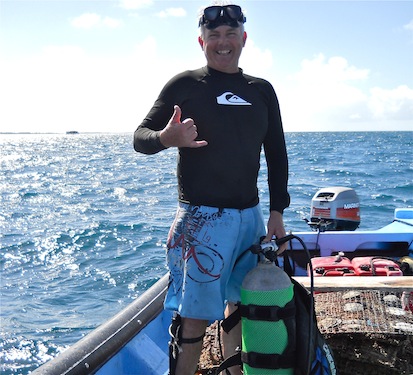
top-left (295, 275), bottom-right (413, 292)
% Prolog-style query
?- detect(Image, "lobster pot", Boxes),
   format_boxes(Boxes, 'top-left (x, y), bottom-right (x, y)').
top-left (241, 262), bottom-right (294, 375)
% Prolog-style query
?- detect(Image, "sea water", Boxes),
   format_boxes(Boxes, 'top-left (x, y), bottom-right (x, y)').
top-left (1, 131), bottom-right (412, 374)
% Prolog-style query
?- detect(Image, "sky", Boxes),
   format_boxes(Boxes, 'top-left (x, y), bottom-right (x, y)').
top-left (0, 0), bottom-right (412, 133)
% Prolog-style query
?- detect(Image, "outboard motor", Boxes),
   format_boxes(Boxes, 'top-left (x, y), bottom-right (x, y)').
top-left (308, 187), bottom-right (360, 231)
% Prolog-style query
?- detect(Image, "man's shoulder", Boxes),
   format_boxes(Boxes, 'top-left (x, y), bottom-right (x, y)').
top-left (159, 68), bottom-right (206, 97)
top-left (168, 67), bottom-right (207, 85)
top-left (242, 71), bottom-right (273, 87)
top-left (241, 72), bottom-right (277, 101)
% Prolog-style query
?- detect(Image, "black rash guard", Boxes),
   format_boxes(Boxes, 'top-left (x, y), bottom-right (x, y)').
top-left (134, 66), bottom-right (290, 213)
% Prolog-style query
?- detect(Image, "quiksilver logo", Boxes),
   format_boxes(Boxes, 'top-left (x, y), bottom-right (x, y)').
top-left (216, 92), bottom-right (252, 106)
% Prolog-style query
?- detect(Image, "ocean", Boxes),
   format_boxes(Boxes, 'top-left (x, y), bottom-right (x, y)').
top-left (1, 131), bottom-right (412, 374)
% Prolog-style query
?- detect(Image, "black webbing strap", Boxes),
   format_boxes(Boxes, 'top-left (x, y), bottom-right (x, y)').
top-left (221, 294), bottom-right (296, 335)
top-left (221, 307), bottom-right (241, 334)
top-left (212, 352), bottom-right (242, 375)
top-left (239, 299), bottom-right (296, 322)
top-left (180, 333), bottom-right (205, 344)
top-left (241, 350), bottom-right (295, 369)
top-left (168, 313), bottom-right (205, 375)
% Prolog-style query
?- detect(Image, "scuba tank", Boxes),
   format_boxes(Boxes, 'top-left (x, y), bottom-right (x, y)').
top-left (240, 240), bottom-right (295, 374)
top-left (218, 234), bottom-right (336, 375)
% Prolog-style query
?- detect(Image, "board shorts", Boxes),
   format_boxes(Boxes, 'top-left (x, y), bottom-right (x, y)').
top-left (164, 202), bottom-right (266, 321)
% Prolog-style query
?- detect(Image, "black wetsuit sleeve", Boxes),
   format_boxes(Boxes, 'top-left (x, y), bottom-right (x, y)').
top-left (133, 128), bottom-right (165, 155)
top-left (133, 76), bottom-right (181, 155)
top-left (263, 85), bottom-right (290, 214)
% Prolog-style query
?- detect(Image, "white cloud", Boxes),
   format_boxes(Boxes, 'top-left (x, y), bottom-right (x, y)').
top-left (71, 13), bottom-right (122, 29)
top-left (157, 8), bottom-right (187, 18)
top-left (404, 19), bottom-right (413, 32)
top-left (281, 54), bottom-right (369, 125)
top-left (369, 85), bottom-right (413, 120)
top-left (0, 38), bottom-right (196, 134)
top-left (277, 54), bottom-right (412, 131)
top-left (404, 19), bottom-right (413, 43)
top-left (240, 38), bottom-right (273, 76)
top-left (102, 17), bottom-right (123, 29)
top-left (71, 13), bottom-right (101, 29)
top-left (119, 0), bottom-right (153, 10)
top-left (293, 54), bottom-right (370, 84)
top-left (1, 40), bottom-right (411, 134)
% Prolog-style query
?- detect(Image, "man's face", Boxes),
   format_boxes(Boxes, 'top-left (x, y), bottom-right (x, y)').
top-left (198, 25), bottom-right (247, 74)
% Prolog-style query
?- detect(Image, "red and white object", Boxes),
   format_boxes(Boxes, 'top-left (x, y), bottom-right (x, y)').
top-left (351, 257), bottom-right (403, 277)
top-left (309, 255), bottom-right (403, 277)
top-left (401, 292), bottom-right (413, 313)
top-left (308, 187), bottom-right (360, 231)
top-left (310, 254), bottom-right (356, 277)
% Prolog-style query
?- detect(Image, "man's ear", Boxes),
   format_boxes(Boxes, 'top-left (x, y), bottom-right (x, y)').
top-left (243, 31), bottom-right (247, 46)
top-left (198, 36), bottom-right (204, 49)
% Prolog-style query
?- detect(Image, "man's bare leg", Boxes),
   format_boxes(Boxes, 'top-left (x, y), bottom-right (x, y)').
top-left (221, 302), bottom-right (242, 375)
top-left (174, 317), bottom-right (209, 375)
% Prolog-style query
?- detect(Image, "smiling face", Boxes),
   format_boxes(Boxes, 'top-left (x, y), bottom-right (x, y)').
top-left (198, 25), bottom-right (247, 74)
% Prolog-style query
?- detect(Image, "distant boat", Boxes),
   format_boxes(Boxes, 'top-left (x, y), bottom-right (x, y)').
top-left (66, 131), bottom-right (79, 134)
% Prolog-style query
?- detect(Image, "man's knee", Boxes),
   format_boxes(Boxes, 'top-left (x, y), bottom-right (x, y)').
top-left (181, 316), bottom-right (209, 337)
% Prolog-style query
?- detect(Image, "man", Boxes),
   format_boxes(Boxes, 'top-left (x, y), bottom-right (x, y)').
top-left (134, 3), bottom-right (290, 374)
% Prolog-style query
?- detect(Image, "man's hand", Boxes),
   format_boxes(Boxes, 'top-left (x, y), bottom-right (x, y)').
top-left (263, 210), bottom-right (287, 254)
top-left (159, 105), bottom-right (208, 149)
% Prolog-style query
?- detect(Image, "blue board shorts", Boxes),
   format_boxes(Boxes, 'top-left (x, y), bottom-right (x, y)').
top-left (164, 202), bottom-right (266, 321)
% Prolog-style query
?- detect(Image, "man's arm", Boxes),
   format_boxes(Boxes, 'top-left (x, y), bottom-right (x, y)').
top-left (262, 83), bottom-right (289, 252)
top-left (134, 105), bottom-right (207, 154)
top-left (263, 210), bottom-right (288, 253)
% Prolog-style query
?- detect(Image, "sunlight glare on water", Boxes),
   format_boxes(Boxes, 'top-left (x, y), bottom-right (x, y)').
top-left (0, 131), bottom-right (412, 374)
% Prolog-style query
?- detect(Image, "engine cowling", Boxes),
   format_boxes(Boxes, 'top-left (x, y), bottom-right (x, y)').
top-left (308, 187), bottom-right (360, 231)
